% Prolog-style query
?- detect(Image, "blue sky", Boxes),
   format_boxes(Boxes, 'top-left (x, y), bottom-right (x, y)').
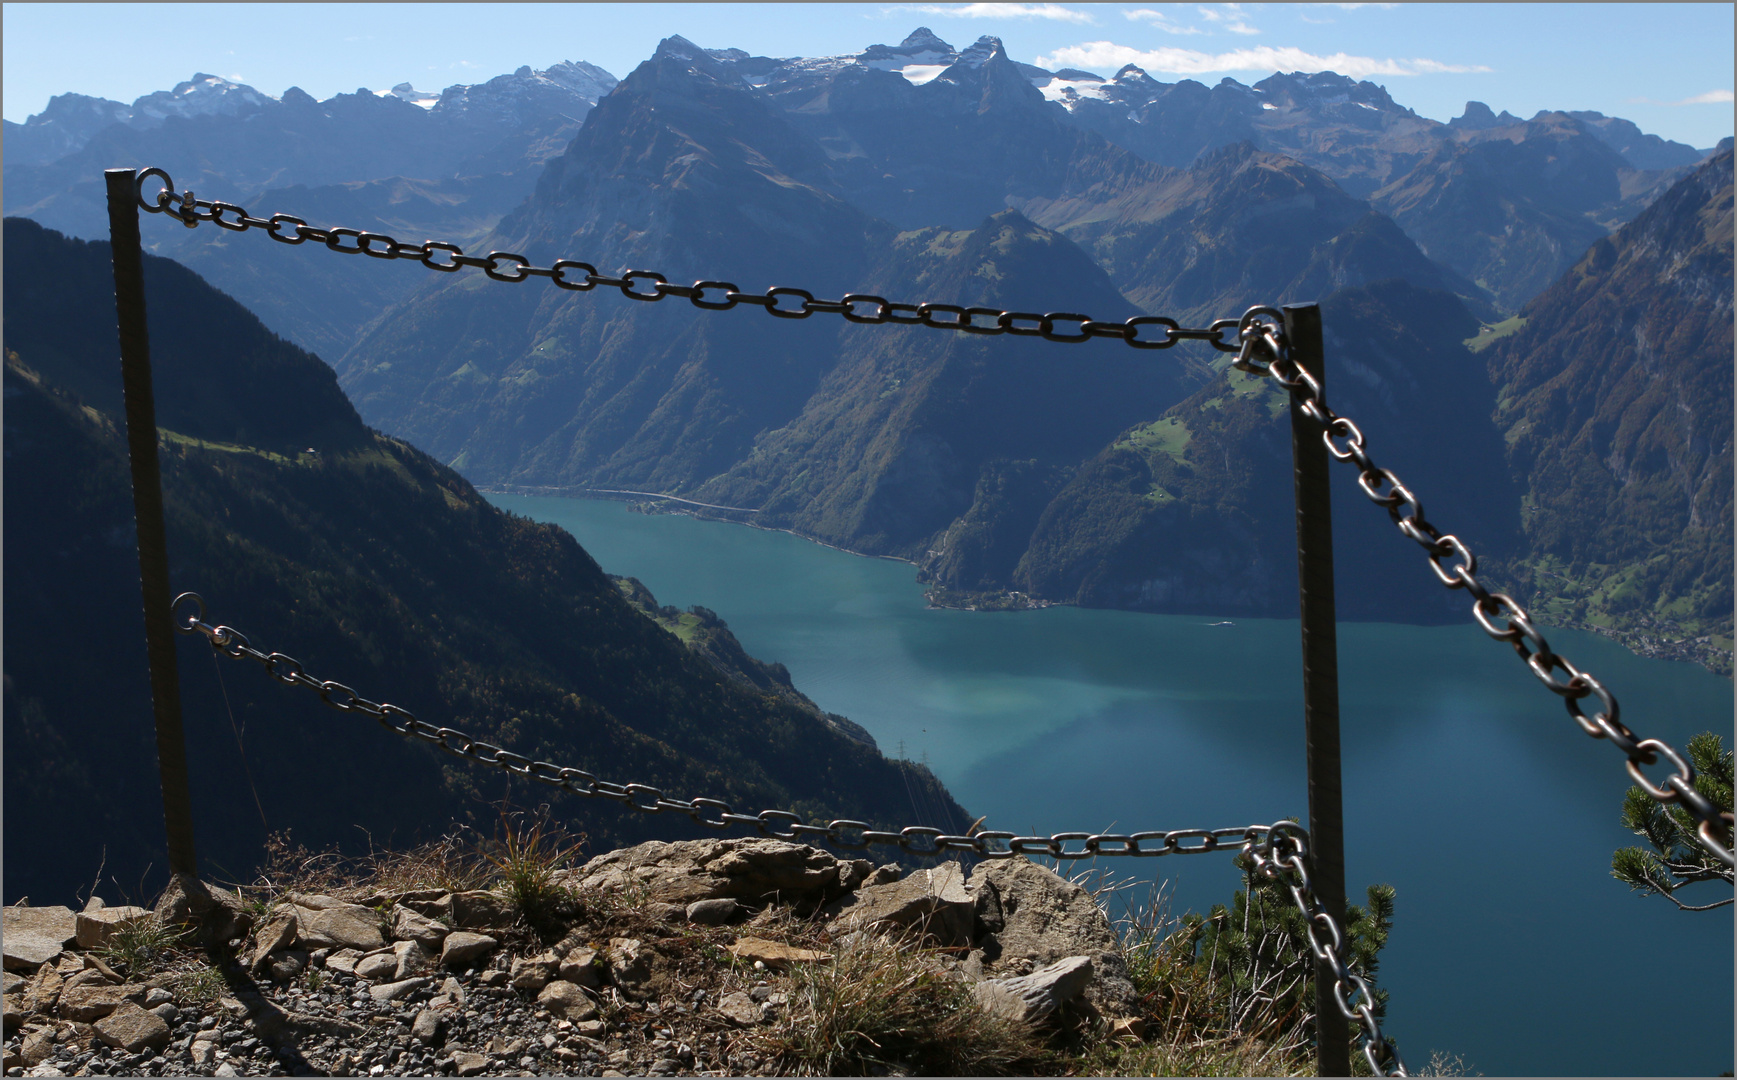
top-left (4, 3), bottom-right (1732, 148)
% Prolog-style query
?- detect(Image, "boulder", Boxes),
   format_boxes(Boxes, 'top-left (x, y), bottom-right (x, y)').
top-left (823, 862), bottom-right (973, 946)
top-left (73, 907), bottom-right (151, 950)
top-left (439, 932), bottom-right (497, 968)
top-left (300, 905), bottom-right (386, 951)
top-left (966, 858), bottom-right (1138, 1016)
top-left (971, 955), bottom-right (1095, 1025)
top-left (93, 1002), bottom-right (171, 1053)
top-left (536, 980), bottom-right (598, 1022)
top-left (3, 907), bottom-right (75, 971)
top-left (247, 911), bottom-right (299, 974)
top-left (560, 838), bottom-right (874, 906)
top-left (389, 905), bottom-right (449, 946)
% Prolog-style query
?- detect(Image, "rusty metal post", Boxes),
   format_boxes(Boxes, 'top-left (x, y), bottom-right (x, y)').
top-left (1283, 302), bottom-right (1349, 1077)
top-left (105, 167), bottom-right (198, 877)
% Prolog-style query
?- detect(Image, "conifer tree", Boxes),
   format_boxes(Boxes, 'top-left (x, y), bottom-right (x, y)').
top-left (1611, 732), bottom-right (1734, 912)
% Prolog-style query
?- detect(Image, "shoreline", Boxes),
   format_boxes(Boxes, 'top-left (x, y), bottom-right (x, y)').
top-left (480, 485), bottom-right (1733, 677)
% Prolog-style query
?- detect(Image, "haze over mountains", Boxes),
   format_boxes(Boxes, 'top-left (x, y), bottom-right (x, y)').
top-left (6, 27), bottom-right (1728, 669)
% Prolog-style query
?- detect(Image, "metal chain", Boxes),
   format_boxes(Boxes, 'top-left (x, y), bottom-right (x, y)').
top-left (170, 592), bottom-right (1275, 861)
top-left (1233, 313), bottom-right (1737, 869)
top-left (1248, 823), bottom-right (1407, 1076)
top-left (132, 167), bottom-right (1244, 352)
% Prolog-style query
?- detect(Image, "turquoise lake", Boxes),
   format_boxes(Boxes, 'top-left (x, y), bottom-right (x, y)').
top-left (491, 493), bottom-right (1733, 1077)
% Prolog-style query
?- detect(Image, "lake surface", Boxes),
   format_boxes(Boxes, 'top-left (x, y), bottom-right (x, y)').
top-left (493, 493), bottom-right (1733, 1077)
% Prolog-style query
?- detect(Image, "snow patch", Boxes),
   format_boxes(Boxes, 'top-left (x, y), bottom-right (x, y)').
top-left (897, 64), bottom-right (949, 87)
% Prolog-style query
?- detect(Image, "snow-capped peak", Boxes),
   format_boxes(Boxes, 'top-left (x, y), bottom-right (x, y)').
top-left (130, 73), bottom-right (274, 126)
top-left (380, 82), bottom-right (440, 109)
top-left (955, 35), bottom-right (1005, 69)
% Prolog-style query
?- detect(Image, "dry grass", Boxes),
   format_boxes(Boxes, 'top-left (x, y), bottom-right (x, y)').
top-left (751, 928), bottom-right (1050, 1077)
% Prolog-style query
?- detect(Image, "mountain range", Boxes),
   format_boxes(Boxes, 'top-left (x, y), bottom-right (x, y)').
top-left (6, 28), bottom-right (1729, 676)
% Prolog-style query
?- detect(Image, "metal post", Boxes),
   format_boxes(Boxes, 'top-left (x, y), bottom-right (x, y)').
top-left (105, 168), bottom-right (199, 878)
top-left (1283, 302), bottom-right (1349, 1077)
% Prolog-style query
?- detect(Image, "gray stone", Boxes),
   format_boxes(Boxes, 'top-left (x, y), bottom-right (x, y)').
top-left (214, 1062), bottom-right (238, 1077)
top-left (354, 953), bottom-right (398, 982)
top-left (535, 981), bottom-right (598, 1022)
top-left (189, 1037), bottom-right (218, 1067)
top-left (247, 911), bottom-right (299, 973)
top-left (439, 931), bottom-right (497, 968)
top-left (559, 947), bottom-right (603, 988)
top-left (560, 838), bottom-right (874, 906)
top-left (453, 1050), bottom-right (487, 1077)
top-left (152, 875), bottom-right (251, 945)
top-left (367, 976), bottom-right (430, 1003)
top-left (389, 905), bottom-right (448, 947)
top-left (58, 969), bottom-right (109, 993)
top-left (393, 938), bottom-right (435, 980)
top-left (301, 905), bottom-right (386, 951)
top-left (150, 1002), bottom-right (179, 1025)
top-left (2, 907), bottom-right (75, 972)
top-left (448, 891), bottom-right (514, 929)
top-left (967, 858), bottom-right (1138, 1016)
top-left (823, 862), bottom-right (974, 946)
top-left (972, 955), bottom-right (1094, 1025)
top-left (266, 951), bottom-right (308, 983)
top-left (56, 983), bottom-right (145, 1023)
top-left (20, 968), bottom-right (64, 1015)
top-left (1, 972), bottom-right (21, 995)
top-left (92, 1002), bottom-right (171, 1053)
top-left (322, 947), bottom-right (363, 974)
top-left (684, 899), bottom-right (744, 926)
top-left (410, 1007), bottom-right (444, 1045)
top-left (509, 953), bottom-right (559, 992)
top-left (72, 907), bottom-right (151, 950)
top-left (142, 987), bottom-right (174, 1008)
top-left (606, 938), bottom-right (651, 993)
top-left (19, 1030), bottom-right (54, 1066)
top-left (285, 892), bottom-right (344, 910)
top-left (715, 991), bottom-right (763, 1026)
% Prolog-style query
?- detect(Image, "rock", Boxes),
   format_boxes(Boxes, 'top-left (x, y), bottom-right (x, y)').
top-left (285, 893), bottom-right (344, 910)
top-left (389, 905), bottom-right (448, 947)
top-left (247, 911), bottom-right (299, 973)
top-left (92, 1002), bottom-right (171, 1053)
top-left (453, 1050), bottom-right (487, 1077)
top-left (724, 937), bottom-right (831, 971)
top-left (972, 955), bottom-right (1094, 1025)
top-left (266, 951), bottom-right (308, 983)
top-left (393, 938), bottom-right (434, 980)
top-left (58, 969), bottom-right (109, 994)
top-left (715, 991), bottom-right (763, 1026)
top-left (606, 938), bottom-right (652, 992)
top-left (19, 1029), bottom-right (54, 1066)
top-left (79, 954), bottom-right (120, 982)
top-left (367, 977), bottom-right (430, 1003)
top-left (1112, 1015), bottom-right (1147, 1040)
top-left (72, 907), bottom-right (151, 950)
top-left (152, 875), bottom-right (251, 945)
top-left (685, 899), bottom-right (744, 926)
top-left (150, 1002), bottom-right (178, 1025)
top-left (214, 1062), bottom-right (238, 1077)
top-left (410, 1007), bottom-right (444, 1045)
top-left (437, 976), bottom-right (466, 1006)
top-left (823, 862), bottom-right (974, 946)
top-left (561, 838), bottom-right (874, 906)
top-left (536, 981), bottom-right (598, 1022)
top-left (439, 932), bottom-right (497, 968)
top-left (323, 948), bottom-right (363, 974)
top-left (25, 1066), bottom-right (68, 1078)
top-left (301, 905), bottom-right (386, 952)
top-left (0, 995), bottom-right (19, 1034)
top-left (559, 947), bottom-right (603, 988)
top-left (56, 984), bottom-right (144, 1023)
top-left (448, 891), bottom-right (514, 929)
top-left (967, 858), bottom-right (1138, 1016)
top-left (354, 953), bottom-right (398, 982)
top-left (189, 1037), bottom-right (218, 1067)
top-left (1, 972), bottom-right (22, 995)
top-left (2, 907), bottom-right (76, 972)
top-left (22, 968), bottom-right (63, 1014)
top-left (509, 953), bottom-right (559, 992)
top-left (142, 987), bottom-right (173, 1008)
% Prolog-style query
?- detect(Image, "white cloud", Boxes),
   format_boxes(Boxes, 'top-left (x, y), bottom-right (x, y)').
top-left (1123, 7), bottom-right (1205, 34)
top-left (1628, 89), bottom-right (1734, 106)
top-left (885, 3), bottom-right (1097, 22)
top-left (1225, 20), bottom-right (1259, 34)
top-left (1035, 41), bottom-right (1492, 78)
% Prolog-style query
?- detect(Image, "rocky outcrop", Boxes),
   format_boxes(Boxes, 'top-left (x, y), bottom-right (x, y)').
top-left (2, 839), bottom-right (1135, 1077)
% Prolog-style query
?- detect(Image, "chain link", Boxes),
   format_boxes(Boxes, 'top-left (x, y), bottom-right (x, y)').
top-left (133, 168), bottom-right (1243, 353)
top-left (170, 593), bottom-right (1282, 863)
top-left (1248, 824), bottom-right (1407, 1076)
top-left (1235, 314), bottom-right (1736, 869)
